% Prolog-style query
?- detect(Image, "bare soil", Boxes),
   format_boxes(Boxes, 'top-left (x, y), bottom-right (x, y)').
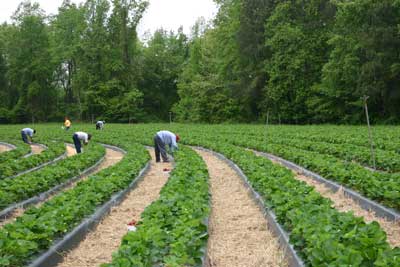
top-left (30, 144), bottom-right (45, 154)
top-left (66, 144), bottom-right (77, 157)
top-left (57, 149), bottom-right (171, 267)
top-left (0, 144), bottom-right (12, 153)
top-left (195, 149), bottom-right (287, 267)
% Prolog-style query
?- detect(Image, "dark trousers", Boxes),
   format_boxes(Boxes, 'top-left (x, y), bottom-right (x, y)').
top-left (21, 131), bottom-right (29, 143)
top-left (154, 135), bottom-right (168, 162)
top-left (73, 134), bottom-right (82, 153)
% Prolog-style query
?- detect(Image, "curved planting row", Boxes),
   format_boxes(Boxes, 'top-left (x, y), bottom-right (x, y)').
top-left (104, 146), bottom-right (210, 267)
top-left (0, 143), bottom-right (105, 211)
top-left (232, 133), bottom-right (400, 172)
top-left (193, 141), bottom-right (399, 266)
top-left (218, 136), bottom-right (400, 212)
top-left (228, 125), bottom-right (400, 153)
top-left (0, 143), bottom-right (149, 267)
top-left (0, 140), bottom-right (66, 179)
top-left (0, 140), bottom-right (31, 164)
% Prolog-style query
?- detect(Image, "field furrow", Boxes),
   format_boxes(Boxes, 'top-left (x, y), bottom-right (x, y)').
top-left (196, 148), bottom-right (288, 267)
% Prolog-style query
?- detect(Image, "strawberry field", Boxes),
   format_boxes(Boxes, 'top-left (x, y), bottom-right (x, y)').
top-left (0, 124), bottom-right (399, 267)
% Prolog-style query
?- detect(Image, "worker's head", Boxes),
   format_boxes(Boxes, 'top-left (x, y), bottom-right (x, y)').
top-left (33, 129), bottom-right (36, 134)
top-left (176, 134), bottom-right (180, 142)
top-left (88, 134), bottom-right (92, 140)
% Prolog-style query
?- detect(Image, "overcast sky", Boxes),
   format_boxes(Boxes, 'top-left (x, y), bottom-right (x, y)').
top-left (0, 0), bottom-right (218, 38)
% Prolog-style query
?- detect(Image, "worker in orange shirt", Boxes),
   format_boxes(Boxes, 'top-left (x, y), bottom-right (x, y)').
top-left (64, 117), bottom-right (71, 131)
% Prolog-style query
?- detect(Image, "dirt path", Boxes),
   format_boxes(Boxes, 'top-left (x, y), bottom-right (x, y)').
top-left (66, 144), bottom-right (77, 157)
top-left (0, 146), bottom-right (124, 228)
top-left (0, 144), bottom-right (13, 153)
top-left (30, 143), bottom-right (45, 154)
top-left (253, 151), bottom-right (400, 248)
top-left (57, 149), bottom-right (171, 267)
top-left (195, 149), bottom-right (287, 267)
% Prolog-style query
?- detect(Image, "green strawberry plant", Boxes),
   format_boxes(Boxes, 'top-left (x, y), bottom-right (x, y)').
top-left (103, 146), bottom-right (210, 267)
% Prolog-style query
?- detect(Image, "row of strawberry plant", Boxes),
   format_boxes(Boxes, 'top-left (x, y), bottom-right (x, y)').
top-left (0, 140), bottom-right (66, 179)
top-left (0, 143), bottom-right (149, 267)
top-left (104, 146), bottom-right (210, 267)
top-left (0, 140), bottom-right (31, 163)
top-left (182, 124), bottom-right (399, 172)
top-left (230, 133), bottom-right (400, 172)
top-left (0, 142), bottom-right (105, 210)
top-left (222, 125), bottom-right (400, 153)
top-left (222, 136), bottom-right (400, 212)
top-left (192, 140), bottom-right (399, 266)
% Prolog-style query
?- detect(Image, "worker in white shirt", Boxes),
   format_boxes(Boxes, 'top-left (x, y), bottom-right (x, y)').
top-left (96, 120), bottom-right (105, 130)
top-left (21, 128), bottom-right (36, 144)
top-left (153, 130), bottom-right (180, 162)
top-left (72, 131), bottom-right (92, 153)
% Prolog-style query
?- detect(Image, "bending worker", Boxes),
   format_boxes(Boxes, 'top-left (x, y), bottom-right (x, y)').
top-left (96, 120), bottom-right (105, 130)
top-left (21, 128), bottom-right (36, 144)
top-left (72, 131), bottom-right (92, 154)
top-left (64, 117), bottom-right (71, 130)
top-left (153, 130), bottom-right (180, 163)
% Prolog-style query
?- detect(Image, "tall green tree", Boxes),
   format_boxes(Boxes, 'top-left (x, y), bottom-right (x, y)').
top-left (174, 19), bottom-right (241, 123)
top-left (7, 1), bottom-right (55, 122)
top-left (262, 0), bottom-right (336, 123)
top-left (50, 0), bottom-right (87, 118)
top-left (140, 28), bottom-right (187, 121)
top-left (316, 0), bottom-right (400, 123)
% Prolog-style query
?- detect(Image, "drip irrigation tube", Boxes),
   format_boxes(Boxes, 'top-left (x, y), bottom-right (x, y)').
top-left (257, 151), bottom-right (400, 222)
top-left (0, 149), bottom-right (106, 221)
top-left (194, 147), bottom-right (305, 267)
top-left (28, 161), bottom-right (151, 267)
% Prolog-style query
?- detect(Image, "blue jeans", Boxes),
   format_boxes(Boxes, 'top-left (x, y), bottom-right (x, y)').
top-left (73, 134), bottom-right (82, 153)
top-left (154, 135), bottom-right (168, 162)
top-left (21, 131), bottom-right (29, 143)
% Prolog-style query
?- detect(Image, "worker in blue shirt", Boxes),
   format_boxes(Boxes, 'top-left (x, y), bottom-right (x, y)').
top-left (21, 128), bottom-right (36, 144)
top-left (153, 130), bottom-right (180, 163)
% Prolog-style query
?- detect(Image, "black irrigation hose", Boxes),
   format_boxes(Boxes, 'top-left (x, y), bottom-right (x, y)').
top-left (194, 147), bottom-right (305, 267)
top-left (0, 149), bottom-right (106, 221)
top-left (28, 161), bottom-right (151, 267)
top-left (256, 151), bottom-right (400, 222)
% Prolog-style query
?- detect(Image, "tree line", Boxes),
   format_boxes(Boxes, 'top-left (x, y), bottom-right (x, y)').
top-left (1, 0), bottom-right (400, 124)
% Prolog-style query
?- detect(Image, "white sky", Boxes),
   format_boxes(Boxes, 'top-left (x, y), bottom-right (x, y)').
top-left (0, 0), bottom-right (218, 38)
